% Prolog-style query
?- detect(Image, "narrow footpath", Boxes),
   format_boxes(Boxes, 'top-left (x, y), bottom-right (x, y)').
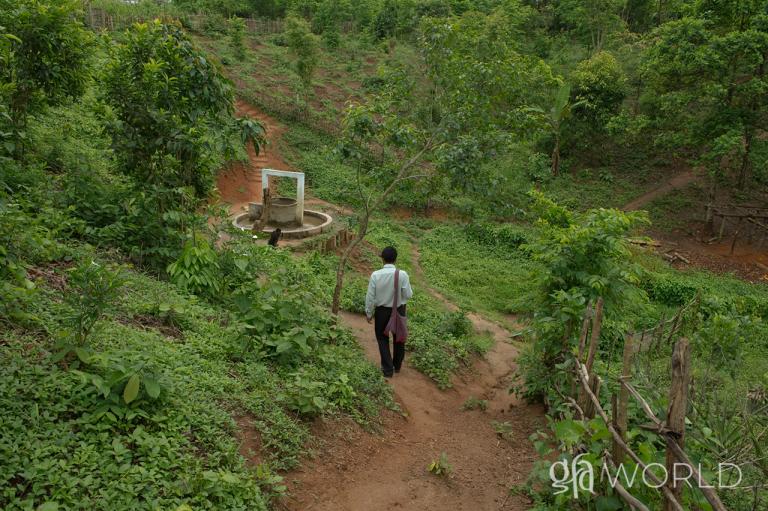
top-left (224, 100), bottom-right (546, 510)
top-left (280, 254), bottom-right (544, 511)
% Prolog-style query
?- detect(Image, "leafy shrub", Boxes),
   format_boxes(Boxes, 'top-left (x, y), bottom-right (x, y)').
top-left (281, 372), bottom-right (328, 416)
top-left (462, 396), bottom-right (488, 411)
top-left (0, 0), bottom-right (92, 156)
top-left (105, 20), bottom-right (236, 198)
top-left (167, 237), bottom-right (221, 298)
top-left (571, 51), bottom-right (627, 128)
top-left (642, 271), bottom-right (698, 306)
top-left (74, 350), bottom-right (166, 423)
top-left (527, 152), bottom-right (552, 183)
top-left (54, 260), bottom-right (125, 361)
top-left (228, 16), bottom-right (246, 59)
top-left (520, 194), bottom-right (649, 401)
top-left (285, 15), bottom-right (320, 87)
top-left (437, 311), bottom-right (473, 338)
top-left (427, 452), bottom-right (452, 476)
top-left (464, 223), bottom-right (529, 252)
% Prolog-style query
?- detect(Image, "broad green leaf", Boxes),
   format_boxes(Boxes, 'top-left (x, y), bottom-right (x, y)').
top-left (553, 419), bottom-right (586, 446)
top-left (595, 495), bottom-right (622, 511)
top-left (144, 376), bottom-right (161, 399)
top-left (123, 374), bottom-right (141, 404)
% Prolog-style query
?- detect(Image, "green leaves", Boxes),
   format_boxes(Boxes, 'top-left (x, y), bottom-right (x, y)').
top-left (0, 0), bottom-right (93, 155)
top-left (167, 236), bottom-right (221, 297)
top-left (285, 15), bottom-right (320, 88)
top-left (105, 20), bottom-right (237, 198)
top-left (122, 374), bottom-right (140, 404)
top-left (554, 419), bottom-right (588, 447)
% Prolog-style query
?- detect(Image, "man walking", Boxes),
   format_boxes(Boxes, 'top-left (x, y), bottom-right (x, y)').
top-left (365, 246), bottom-right (413, 378)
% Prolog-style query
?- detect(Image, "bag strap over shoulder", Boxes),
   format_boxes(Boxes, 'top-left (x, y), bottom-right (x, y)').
top-left (392, 269), bottom-right (399, 309)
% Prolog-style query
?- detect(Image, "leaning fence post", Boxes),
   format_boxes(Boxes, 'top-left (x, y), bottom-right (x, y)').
top-left (577, 302), bottom-right (593, 361)
top-left (664, 338), bottom-right (690, 511)
top-left (579, 298), bottom-right (603, 413)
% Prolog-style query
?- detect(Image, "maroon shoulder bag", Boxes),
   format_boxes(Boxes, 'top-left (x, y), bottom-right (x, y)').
top-left (383, 269), bottom-right (408, 344)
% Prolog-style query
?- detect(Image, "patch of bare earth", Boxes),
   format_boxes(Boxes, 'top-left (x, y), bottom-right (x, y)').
top-left (234, 412), bottom-right (264, 466)
top-left (277, 311), bottom-right (543, 511)
top-left (651, 231), bottom-right (768, 283)
top-left (621, 170), bottom-right (768, 282)
top-left (216, 101), bottom-right (289, 216)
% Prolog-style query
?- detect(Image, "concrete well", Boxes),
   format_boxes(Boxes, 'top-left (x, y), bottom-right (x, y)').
top-left (269, 197), bottom-right (299, 226)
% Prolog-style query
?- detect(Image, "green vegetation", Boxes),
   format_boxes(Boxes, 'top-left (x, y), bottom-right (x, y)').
top-left (427, 451), bottom-right (452, 476)
top-left (4, 0), bottom-right (768, 509)
top-left (462, 396), bottom-right (488, 411)
top-left (419, 223), bottom-right (535, 319)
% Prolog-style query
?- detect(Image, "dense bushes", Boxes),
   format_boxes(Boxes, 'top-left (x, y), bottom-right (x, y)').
top-left (0, 235), bottom-right (396, 509)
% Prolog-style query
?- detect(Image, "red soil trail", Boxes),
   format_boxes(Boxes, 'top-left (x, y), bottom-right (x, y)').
top-left (278, 245), bottom-right (544, 511)
top-left (622, 169), bottom-right (700, 211)
top-left (216, 101), bottom-right (289, 216)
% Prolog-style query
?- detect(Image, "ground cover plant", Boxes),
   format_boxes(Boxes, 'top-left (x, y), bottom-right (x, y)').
top-left (4, 0), bottom-right (768, 509)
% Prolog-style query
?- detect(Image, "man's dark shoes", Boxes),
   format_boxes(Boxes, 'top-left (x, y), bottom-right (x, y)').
top-left (383, 372), bottom-right (393, 378)
top-left (394, 367), bottom-right (401, 373)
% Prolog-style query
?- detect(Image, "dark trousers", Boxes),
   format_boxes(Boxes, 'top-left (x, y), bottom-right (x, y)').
top-left (374, 305), bottom-right (406, 376)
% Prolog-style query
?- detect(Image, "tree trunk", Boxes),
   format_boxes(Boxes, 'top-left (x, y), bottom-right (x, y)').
top-left (331, 215), bottom-right (369, 315)
top-left (551, 136), bottom-right (561, 176)
top-left (664, 338), bottom-right (690, 511)
top-left (329, 136), bottom-right (434, 315)
top-left (738, 128), bottom-right (753, 189)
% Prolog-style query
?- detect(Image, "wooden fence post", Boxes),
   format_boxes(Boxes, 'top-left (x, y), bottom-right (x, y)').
top-left (577, 303), bottom-right (593, 361)
top-left (613, 335), bottom-right (634, 462)
top-left (664, 338), bottom-right (690, 511)
top-left (579, 298), bottom-right (603, 415)
top-left (585, 297), bottom-right (604, 374)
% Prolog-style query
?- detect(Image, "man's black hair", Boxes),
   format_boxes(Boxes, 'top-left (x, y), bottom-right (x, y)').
top-left (381, 246), bottom-right (397, 264)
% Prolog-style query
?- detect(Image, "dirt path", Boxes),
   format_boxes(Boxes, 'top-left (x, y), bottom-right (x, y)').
top-left (280, 243), bottom-right (544, 511)
top-left (622, 169), bottom-right (700, 211)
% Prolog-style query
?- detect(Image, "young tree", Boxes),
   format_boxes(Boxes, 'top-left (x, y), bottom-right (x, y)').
top-left (557, 0), bottom-right (626, 52)
top-left (285, 15), bottom-right (320, 88)
top-left (105, 20), bottom-right (264, 198)
top-left (0, 0), bottom-right (92, 157)
top-left (542, 84), bottom-right (583, 176)
top-left (571, 51), bottom-right (627, 129)
top-left (330, 6), bottom-right (555, 314)
top-left (228, 16), bottom-right (247, 59)
top-left (104, 20), bottom-right (264, 269)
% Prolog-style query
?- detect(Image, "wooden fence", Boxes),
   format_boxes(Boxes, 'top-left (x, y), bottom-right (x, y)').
top-left (569, 298), bottom-right (728, 511)
top-left (705, 203), bottom-right (768, 254)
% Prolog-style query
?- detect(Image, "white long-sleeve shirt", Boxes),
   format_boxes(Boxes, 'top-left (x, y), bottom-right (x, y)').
top-left (365, 264), bottom-right (413, 319)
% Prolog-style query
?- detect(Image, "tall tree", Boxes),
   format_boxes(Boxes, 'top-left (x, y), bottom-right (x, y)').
top-left (105, 20), bottom-right (264, 198)
top-left (0, 0), bottom-right (92, 157)
top-left (642, 11), bottom-right (768, 189)
top-left (285, 15), bottom-right (320, 88)
top-left (330, 5), bottom-right (555, 314)
top-left (556, 0), bottom-right (626, 52)
top-left (542, 83), bottom-right (583, 176)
